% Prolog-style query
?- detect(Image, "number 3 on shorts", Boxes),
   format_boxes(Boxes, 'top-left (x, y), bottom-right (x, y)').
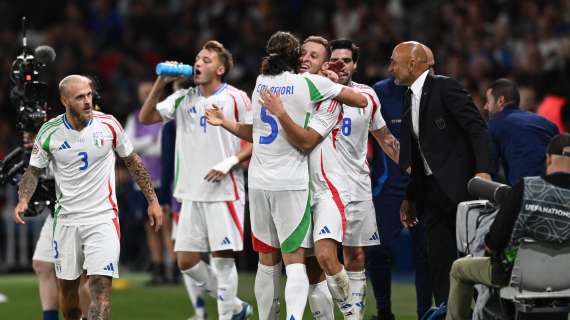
top-left (78, 151), bottom-right (89, 171)
top-left (259, 107), bottom-right (278, 144)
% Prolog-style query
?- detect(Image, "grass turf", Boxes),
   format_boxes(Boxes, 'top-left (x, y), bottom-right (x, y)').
top-left (0, 272), bottom-right (418, 319)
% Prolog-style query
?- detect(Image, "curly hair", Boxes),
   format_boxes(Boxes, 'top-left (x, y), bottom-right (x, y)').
top-left (261, 31), bottom-right (300, 75)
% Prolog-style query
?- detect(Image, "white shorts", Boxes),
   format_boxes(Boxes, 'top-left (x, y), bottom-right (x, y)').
top-left (171, 211), bottom-right (180, 241)
top-left (53, 219), bottom-right (120, 280)
top-left (343, 200), bottom-right (380, 246)
top-left (33, 214), bottom-right (55, 263)
top-left (312, 194), bottom-right (346, 243)
top-left (249, 189), bottom-right (312, 253)
top-left (174, 199), bottom-right (244, 253)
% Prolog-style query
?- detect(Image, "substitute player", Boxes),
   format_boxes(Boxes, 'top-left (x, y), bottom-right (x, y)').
top-left (206, 31), bottom-right (367, 320)
top-left (14, 74), bottom-right (163, 320)
top-left (139, 40), bottom-right (253, 320)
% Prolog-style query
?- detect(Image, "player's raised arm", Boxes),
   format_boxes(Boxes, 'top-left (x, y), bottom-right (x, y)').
top-left (205, 105), bottom-right (253, 142)
top-left (260, 90), bottom-right (324, 153)
top-left (121, 152), bottom-right (163, 231)
top-left (14, 165), bottom-right (42, 224)
top-left (335, 86), bottom-right (367, 108)
top-left (139, 72), bottom-right (182, 124)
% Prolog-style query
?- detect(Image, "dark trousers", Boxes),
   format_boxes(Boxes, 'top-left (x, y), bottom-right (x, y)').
top-left (367, 192), bottom-right (433, 318)
top-left (418, 175), bottom-right (459, 306)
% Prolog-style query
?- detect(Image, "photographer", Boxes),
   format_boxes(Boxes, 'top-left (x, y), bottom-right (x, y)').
top-left (446, 133), bottom-right (570, 320)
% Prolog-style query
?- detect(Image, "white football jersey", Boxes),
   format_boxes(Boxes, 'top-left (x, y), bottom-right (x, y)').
top-left (157, 83), bottom-right (251, 202)
top-left (308, 99), bottom-right (349, 202)
top-left (248, 72), bottom-right (343, 191)
top-left (30, 111), bottom-right (133, 225)
top-left (336, 82), bottom-right (386, 202)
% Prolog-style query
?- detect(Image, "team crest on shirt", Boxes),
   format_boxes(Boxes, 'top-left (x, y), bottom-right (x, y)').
top-left (93, 131), bottom-right (105, 148)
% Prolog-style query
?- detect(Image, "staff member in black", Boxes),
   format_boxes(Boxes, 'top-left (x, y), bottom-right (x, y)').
top-left (389, 41), bottom-right (492, 305)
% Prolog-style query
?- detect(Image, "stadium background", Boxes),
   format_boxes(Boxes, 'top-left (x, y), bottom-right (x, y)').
top-left (0, 0), bottom-right (569, 318)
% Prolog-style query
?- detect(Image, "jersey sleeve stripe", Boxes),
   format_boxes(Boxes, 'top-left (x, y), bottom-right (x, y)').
top-left (226, 201), bottom-right (244, 240)
top-left (101, 122), bottom-right (117, 149)
top-left (94, 114), bottom-right (123, 132)
top-left (304, 77), bottom-right (324, 102)
top-left (363, 92), bottom-right (379, 122)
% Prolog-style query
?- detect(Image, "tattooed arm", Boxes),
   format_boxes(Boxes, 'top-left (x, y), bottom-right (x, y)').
top-left (371, 126), bottom-right (400, 164)
top-left (14, 165), bottom-right (42, 224)
top-left (122, 152), bottom-right (163, 231)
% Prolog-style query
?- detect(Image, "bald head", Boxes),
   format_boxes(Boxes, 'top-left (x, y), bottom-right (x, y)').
top-left (389, 41), bottom-right (431, 86)
top-left (59, 75), bottom-right (91, 98)
top-left (421, 44), bottom-right (435, 68)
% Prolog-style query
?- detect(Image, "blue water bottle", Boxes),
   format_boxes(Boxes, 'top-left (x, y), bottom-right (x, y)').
top-left (155, 62), bottom-right (193, 77)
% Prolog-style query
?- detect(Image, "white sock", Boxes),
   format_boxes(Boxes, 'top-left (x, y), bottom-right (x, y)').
top-left (181, 260), bottom-right (218, 298)
top-left (211, 257), bottom-right (239, 320)
top-left (182, 273), bottom-right (206, 318)
top-left (325, 266), bottom-right (354, 316)
top-left (255, 262), bottom-right (282, 320)
top-left (347, 270), bottom-right (367, 319)
top-left (309, 280), bottom-right (334, 319)
top-left (285, 263), bottom-right (309, 320)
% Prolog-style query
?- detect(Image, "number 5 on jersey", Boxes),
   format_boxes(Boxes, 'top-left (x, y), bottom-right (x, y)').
top-left (78, 151), bottom-right (89, 171)
top-left (259, 107), bottom-right (278, 144)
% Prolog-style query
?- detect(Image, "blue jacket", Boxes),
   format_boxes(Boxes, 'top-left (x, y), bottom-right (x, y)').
top-left (489, 105), bottom-right (559, 185)
top-left (371, 78), bottom-right (409, 198)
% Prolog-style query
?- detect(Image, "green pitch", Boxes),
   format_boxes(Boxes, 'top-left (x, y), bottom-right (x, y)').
top-left (0, 272), bottom-right (418, 319)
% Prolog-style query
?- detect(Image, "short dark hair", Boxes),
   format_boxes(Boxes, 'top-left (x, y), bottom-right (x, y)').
top-left (202, 40), bottom-right (233, 80)
top-left (330, 39), bottom-right (360, 63)
top-left (261, 31), bottom-right (300, 75)
top-left (303, 36), bottom-right (331, 60)
top-left (546, 133), bottom-right (570, 156)
top-left (489, 78), bottom-right (520, 106)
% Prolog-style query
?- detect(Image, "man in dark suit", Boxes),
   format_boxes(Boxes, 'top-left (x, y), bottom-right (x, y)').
top-left (390, 41), bottom-right (492, 305)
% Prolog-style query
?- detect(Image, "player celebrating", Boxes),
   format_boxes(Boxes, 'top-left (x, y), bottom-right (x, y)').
top-left (206, 31), bottom-right (366, 320)
top-left (138, 40), bottom-right (253, 320)
top-left (14, 74), bottom-right (163, 320)
top-left (329, 39), bottom-right (400, 319)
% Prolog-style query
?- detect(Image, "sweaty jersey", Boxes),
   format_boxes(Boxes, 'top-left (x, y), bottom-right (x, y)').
top-left (157, 83), bottom-right (251, 202)
top-left (249, 71), bottom-right (343, 191)
top-left (336, 82), bottom-right (386, 202)
top-left (30, 112), bottom-right (133, 225)
top-left (308, 99), bottom-right (348, 201)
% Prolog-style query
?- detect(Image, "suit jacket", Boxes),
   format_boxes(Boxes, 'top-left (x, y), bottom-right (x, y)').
top-left (400, 73), bottom-right (492, 204)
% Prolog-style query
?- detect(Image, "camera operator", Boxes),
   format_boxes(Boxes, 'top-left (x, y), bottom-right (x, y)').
top-left (446, 133), bottom-right (570, 320)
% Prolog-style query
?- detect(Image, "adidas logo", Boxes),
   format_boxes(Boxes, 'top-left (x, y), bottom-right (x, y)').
top-left (289, 316), bottom-right (296, 320)
top-left (318, 226), bottom-right (331, 235)
top-left (369, 232), bottom-right (380, 241)
top-left (103, 263), bottom-right (114, 272)
top-left (58, 141), bottom-right (72, 150)
top-left (221, 237), bottom-right (231, 245)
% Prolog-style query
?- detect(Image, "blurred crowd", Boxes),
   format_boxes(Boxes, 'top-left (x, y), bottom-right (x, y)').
top-left (1, 0), bottom-right (570, 270)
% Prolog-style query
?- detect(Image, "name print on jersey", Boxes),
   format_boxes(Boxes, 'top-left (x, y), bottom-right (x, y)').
top-left (255, 84), bottom-right (295, 95)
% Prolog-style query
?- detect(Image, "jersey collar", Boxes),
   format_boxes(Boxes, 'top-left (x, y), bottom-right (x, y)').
top-left (197, 83), bottom-right (227, 97)
top-left (63, 114), bottom-right (93, 130)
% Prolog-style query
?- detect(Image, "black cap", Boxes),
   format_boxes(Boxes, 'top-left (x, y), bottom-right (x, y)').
top-left (546, 133), bottom-right (570, 157)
